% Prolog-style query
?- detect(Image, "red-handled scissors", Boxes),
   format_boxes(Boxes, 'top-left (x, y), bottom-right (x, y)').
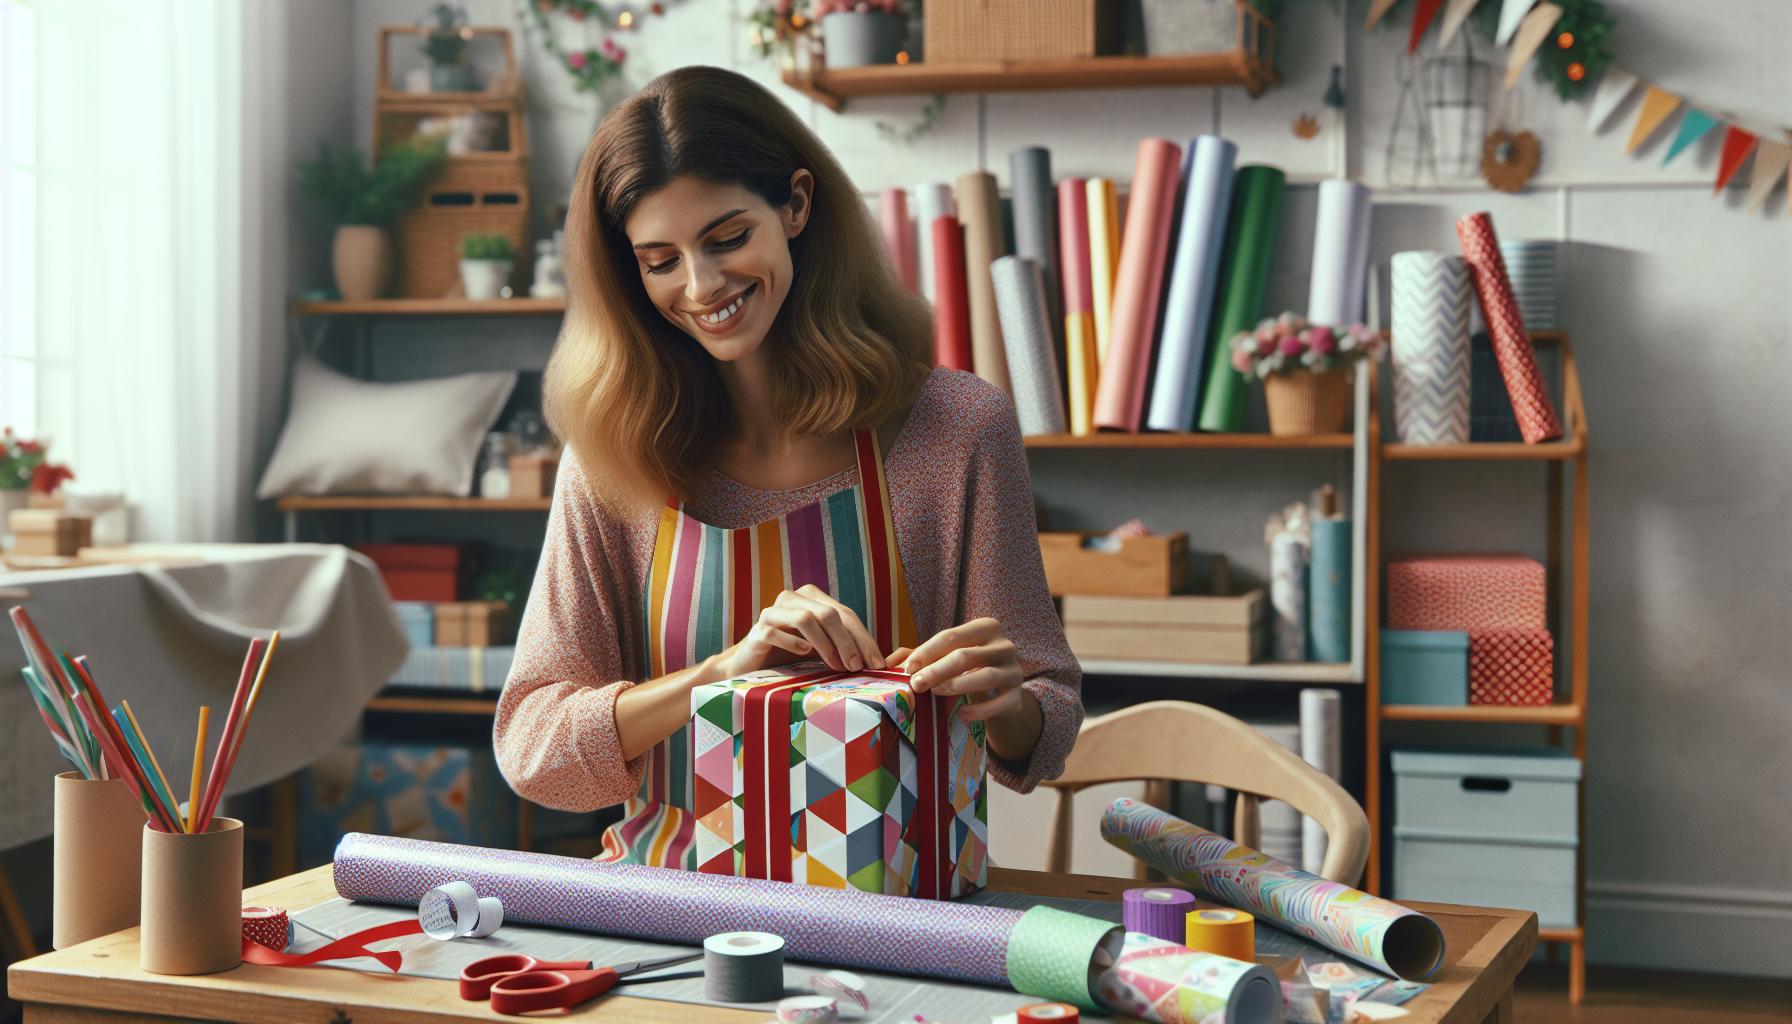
top-left (461, 951), bottom-right (702, 1014)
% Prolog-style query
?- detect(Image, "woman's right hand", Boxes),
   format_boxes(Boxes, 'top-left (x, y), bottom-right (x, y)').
top-left (705, 584), bottom-right (886, 680)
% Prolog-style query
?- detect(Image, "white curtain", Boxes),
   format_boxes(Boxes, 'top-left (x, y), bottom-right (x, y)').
top-left (28, 0), bottom-right (279, 542)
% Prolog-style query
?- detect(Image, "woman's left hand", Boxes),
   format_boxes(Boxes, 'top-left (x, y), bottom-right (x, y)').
top-left (895, 617), bottom-right (1025, 725)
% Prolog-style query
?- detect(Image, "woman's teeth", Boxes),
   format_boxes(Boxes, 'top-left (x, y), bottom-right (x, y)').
top-left (702, 287), bottom-right (750, 324)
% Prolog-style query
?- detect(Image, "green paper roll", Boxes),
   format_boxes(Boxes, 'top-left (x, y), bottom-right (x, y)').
top-left (1004, 905), bottom-right (1125, 1011)
top-left (1196, 165), bottom-right (1286, 433)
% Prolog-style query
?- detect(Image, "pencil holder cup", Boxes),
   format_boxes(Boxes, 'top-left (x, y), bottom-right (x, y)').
top-left (52, 771), bottom-right (144, 948)
top-left (140, 816), bottom-right (244, 975)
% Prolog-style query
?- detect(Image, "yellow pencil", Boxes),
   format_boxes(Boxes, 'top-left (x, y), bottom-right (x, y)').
top-left (121, 700), bottom-right (182, 832)
top-left (187, 706), bottom-right (209, 834)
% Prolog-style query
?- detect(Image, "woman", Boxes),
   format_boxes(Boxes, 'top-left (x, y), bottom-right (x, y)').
top-left (495, 65), bottom-right (1082, 870)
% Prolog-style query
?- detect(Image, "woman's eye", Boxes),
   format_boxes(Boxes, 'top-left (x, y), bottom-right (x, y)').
top-left (646, 257), bottom-right (679, 275)
top-left (715, 229), bottom-right (751, 249)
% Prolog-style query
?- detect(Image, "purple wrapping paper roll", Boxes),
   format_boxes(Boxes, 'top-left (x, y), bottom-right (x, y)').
top-left (1121, 887), bottom-right (1196, 944)
top-left (332, 833), bottom-right (1020, 985)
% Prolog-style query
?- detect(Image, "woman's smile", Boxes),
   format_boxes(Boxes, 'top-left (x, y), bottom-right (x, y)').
top-left (690, 283), bottom-right (757, 335)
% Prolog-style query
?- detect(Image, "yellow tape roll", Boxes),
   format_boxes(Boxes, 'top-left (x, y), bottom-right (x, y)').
top-left (1184, 907), bottom-right (1255, 962)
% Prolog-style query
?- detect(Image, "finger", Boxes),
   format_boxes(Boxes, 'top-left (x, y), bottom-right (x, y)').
top-left (751, 622), bottom-right (813, 658)
top-left (795, 585), bottom-right (885, 670)
top-left (929, 663), bottom-right (1021, 699)
top-left (905, 618), bottom-right (1001, 674)
top-left (788, 592), bottom-right (879, 672)
top-left (958, 687), bottom-right (1023, 724)
top-left (885, 647), bottom-right (914, 669)
top-left (910, 639), bottom-right (1015, 692)
top-left (764, 600), bottom-right (845, 670)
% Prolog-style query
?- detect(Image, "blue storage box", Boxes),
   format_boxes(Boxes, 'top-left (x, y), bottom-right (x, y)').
top-left (392, 601), bottom-right (434, 649)
top-left (1381, 630), bottom-right (1468, 705)
top-left (1392, 748), bottom-right (1581, 927)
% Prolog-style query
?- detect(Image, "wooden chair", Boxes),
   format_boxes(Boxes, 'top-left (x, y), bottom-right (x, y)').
top-left (1042, 700), bottom-right (1370, 885)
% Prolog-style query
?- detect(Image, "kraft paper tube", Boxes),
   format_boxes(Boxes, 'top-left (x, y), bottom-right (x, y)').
top-left (1010, 147), bottom-right (1065, 379)
top-left (1307, 517), bottom-right (1351, 662)
top-left (1145, 135), bottom-right (1236, 433)
top-left (931, 216), bottom-right (974, 371)
top-left (1184, 908), bottom-right (1255, 963)
top-left (1298, 689), bottom-right (1343, 876)
top-left (1306, 179), bottom-right (1372, 326)
top-left (955, 170), bottom-right (1012, 394)
top-left (141, 816), bottom-right (244, 975)
top-left (1391, 251), bottom-right (1472, 445)
top-left (1094, 138), bottom-right (1183, 432)
top-left (1057, 179), bottom-right (1098, 436)
top-left (916, 181), bottom-right (954, 307)
top-left (1455, 211), bottom-right (1563, 443)
top-left (52, 771), bottom-right (143, 948)
top-left (1197, 166), bottom-right (1286, 433)
top-left (992, 256), bottom-right (1068, 436)
top-left (879, 187), bottom-right (917, 292)
top-left (1085, 177), bottom-right (1120, 363)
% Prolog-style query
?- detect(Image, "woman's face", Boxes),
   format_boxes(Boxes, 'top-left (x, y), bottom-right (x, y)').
top-left (624, 171), bottom-right (812, 364)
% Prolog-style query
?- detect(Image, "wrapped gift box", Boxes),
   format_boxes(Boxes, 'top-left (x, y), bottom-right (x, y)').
top-left (1387, 554), bottom-right (1546, 631)
top-left (297, 742), bottom-right (517, 867)
top-left (434, 600), bottom-right (513, 647)
top-left (355, 543), bottom-right (471, 602)
top-left (689, 663), bottom-right (988, 899)
top-left (9, 509), bottom-right (92, 557)
top-left (1469, 628), bottom-right (1555, 706)
top-left (508, 450), bottom-right (560, 499)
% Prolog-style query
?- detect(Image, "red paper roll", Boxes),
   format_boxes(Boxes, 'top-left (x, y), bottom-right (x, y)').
top-left (880, 188), bottom-right (917, 292)
top-left (1094, 137), bottom-right (1183, 432)
top-left (1455, 212), bottom-right (1563, 443)
top-left (1056, 179), bottom-right (1093, 316)
top-left (930, 217), bottom-right (974, 372)
top-left (241, 905), bottom-right (289, 952)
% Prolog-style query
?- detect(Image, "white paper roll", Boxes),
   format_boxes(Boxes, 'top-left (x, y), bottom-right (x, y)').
top-left (1307, 180), bottom-right (1373, 327)
top-left (915, 181), bottom-right (955, 308)
top-left (1390, 251), bottom-right (1472, 446)
top-left (1145, 135), bottom-right (1237, 433)
top-left (1299, 689), bottom-right (1342, 876)
top-left (1270, 532), bottom-right (1308, 663)
top-left (992, 256), bottom-right (1069, 436)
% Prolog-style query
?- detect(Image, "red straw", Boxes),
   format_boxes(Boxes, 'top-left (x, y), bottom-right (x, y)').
top-left (72, 692), bottom-right (176, 832)
top-left (195, 638), bottom-right (264, 833)
top-left (67, 657), bottom-right (165, 816)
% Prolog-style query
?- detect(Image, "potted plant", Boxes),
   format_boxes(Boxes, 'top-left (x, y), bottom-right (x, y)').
top-left (1, 428), bottom-right (74, 541)
top-left (420, 3), bottom-right (476, 91)
top-left (459, 233), bottom-right (516, 300)
top-left (1229, 314), bottom-right (1386, 436)
top-left (297, 137), bottom-right (446, 301)
top-left (815, 0), bottom-right (909, 68)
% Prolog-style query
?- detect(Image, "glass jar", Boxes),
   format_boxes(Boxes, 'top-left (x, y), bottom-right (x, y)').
top-left (478, 432), bottom-right (512, 499)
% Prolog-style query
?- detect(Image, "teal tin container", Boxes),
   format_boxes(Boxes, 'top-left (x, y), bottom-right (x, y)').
top-left (1380, 629), bottom-right (1468, 705)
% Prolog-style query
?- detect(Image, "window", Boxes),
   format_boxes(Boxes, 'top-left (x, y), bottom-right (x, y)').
top-left (1, 0), bottom-right (36, 433)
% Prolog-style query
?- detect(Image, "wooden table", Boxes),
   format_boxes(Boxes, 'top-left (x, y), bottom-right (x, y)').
top-left (8, 865), bottom-right (1536, 1023)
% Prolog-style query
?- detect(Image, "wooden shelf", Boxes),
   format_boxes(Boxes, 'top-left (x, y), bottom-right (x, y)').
top-left (290, 298), bottom-right (565, 317)
top-left (276, 496), bottom-right (551, 512)
top-left (1380, 702), bottom-right (1584, 726)
top-left (1026, 432), bottom-right (1352, 450)
top-left (366, 694), bottom-right (499, 717)
top-left (1383, 437), bottom-right (1584, 461)
top-left (1079, 659), bottom-right (1360, 683)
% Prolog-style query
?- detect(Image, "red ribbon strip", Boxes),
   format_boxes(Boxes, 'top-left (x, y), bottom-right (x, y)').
top-left (241, 919), bottom-right (424, 973)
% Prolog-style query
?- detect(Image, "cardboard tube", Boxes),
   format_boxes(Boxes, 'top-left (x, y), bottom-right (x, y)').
top-left (52, 771), bottom-right (144, 948)
top-left (140, 816), bottom-right (244, 975)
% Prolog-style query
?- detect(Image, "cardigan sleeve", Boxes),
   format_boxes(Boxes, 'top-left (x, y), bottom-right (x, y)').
top-left (493, 452), bottom-right (647, 811)
top-left (953, 385), bottom-right (1084, 793)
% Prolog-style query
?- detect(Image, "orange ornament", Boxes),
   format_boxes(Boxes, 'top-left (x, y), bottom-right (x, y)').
top-left (1556, 31), bottom-right (1574, 48)
top-left (1567, 63), bottom-right (1586, 81)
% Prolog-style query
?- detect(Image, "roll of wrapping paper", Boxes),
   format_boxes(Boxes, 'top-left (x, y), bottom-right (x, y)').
top-left (1145, 135), bottom-right (1236, 433)
top-left (1270, 529), bottom-right (1308, 662)
top-left (1057, 179), bottom-right (1099, 436)
top-left (1306, 179), bottom-right (1373, 327)
top-left (1390, 251), bottom-right (1472, 445)
top-left (1455, 212), bottom-right (1562, 443)
top-left (1197, 166), bottom-right (1286, 433)
top-left (1184, 908), bottom-right (1255, 963)
top-left (916, 181), bottom-right (954, 308)
top-left (992, 256), bottom-right (1069, 436)
top-left (1307, 516), bottom-right (1351, 663)
top-left (1085, 177), bottom-right (1121, 363)
top-left (1096, 933), bottom-right (1280, 1024)
top-left (931, 216), bottom-right (974, 371)
top-left (956, 171), bottom-right (1012, 393)
top-left (1100, 799), bottom-right (1446, 981)
top-left (1122, 887), bottom-right (1196, 944)
top-left (333, 833), bottom-right (1122, 1007)
top-left (1010, 147), bottom-right (1065, 380)
top-left (1093, 138), bottom-right (1182, 432)
top-left (1298, 688), bottom-right (1342, 877)
top-left (879, 187), bottom-right (917, 292)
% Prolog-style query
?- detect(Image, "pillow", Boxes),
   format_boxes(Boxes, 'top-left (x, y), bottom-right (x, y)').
top-left (256, 356), bottom-right (517, 498)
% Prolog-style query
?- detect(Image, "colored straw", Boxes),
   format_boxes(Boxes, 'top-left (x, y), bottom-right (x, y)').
top-left (21, 666), bottom-right (88, 775)
top-left (198, 635), bottom-right (278, 833)
top-left (111, 705), bottom-right (183, 830)
top-left (196, 637), bottom-right (265, 834)
top-left (74, 692), bottom-right (176, 832)
top-left (11, 609), bottom-right (100, 777)
top-left (187, 706), bottom-right (210, 833)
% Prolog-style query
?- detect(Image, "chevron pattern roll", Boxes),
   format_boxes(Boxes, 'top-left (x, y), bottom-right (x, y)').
top-left (1456, 212), bottom-right (1563, 443)
top-left (992, 256), bottom-right (1068, 436)
top-left (1391, 251), bottom-right (1472, 445)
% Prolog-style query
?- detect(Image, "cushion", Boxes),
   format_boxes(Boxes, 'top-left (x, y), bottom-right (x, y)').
top-left (256, 356), bottom-right (516, 498)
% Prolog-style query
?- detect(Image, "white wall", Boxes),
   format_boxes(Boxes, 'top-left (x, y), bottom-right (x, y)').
top-left (337, 0), bottom-right (1792, 976)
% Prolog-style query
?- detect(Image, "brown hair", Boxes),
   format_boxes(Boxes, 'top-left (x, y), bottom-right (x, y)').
top-left (543, 65), bottom-right (934, 510)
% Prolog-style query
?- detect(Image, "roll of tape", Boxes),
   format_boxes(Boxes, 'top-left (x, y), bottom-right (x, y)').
top-left (1184, 907), bottom-right (1255, 962)
top-left (241, 905), bottom-right (290, 952)
top-left (1122, 887), bottom-right (1196, 944)
top-left (808, 969), bottom-right (869, 1012)
top-left (776, 994), bottom-right (839, 1024)
top-left (419, 880), bottom-right (482, 941)
top-left (1018, 1003), bottom-right (1081, 1023)
top-left (703, 930), bottom-right (785, 1003)
top-left (468, 896), bottom-right (504, 938)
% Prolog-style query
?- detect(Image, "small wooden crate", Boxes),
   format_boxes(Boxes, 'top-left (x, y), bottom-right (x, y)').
top-left (1060, 590), bottom-right (1266, 665)
top-left (396, 175), bottom-right (531, 299)
top-left (434, 600), bottom-right (513, 647)
top-left (508, 450), bottom-right (560, 499)
top-left (1039, 530), bottom-right (1188, 597)
top-left (924, 0), bottom-right (1125, 64)
top-left (9, 509), bottom-right (92, 558)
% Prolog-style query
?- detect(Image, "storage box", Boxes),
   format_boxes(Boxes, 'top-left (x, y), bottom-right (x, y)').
top-left (355, 543), bottom-right (470, 602)
top-left (392, 601), bottom-right (435, 649)
top-left (508, 450), bottom-right (560, 499)
top-left (1468, 628), bottom-right (1554, 706)
top-left (9, 509), bottom-right (92, 557)
top-left (434, 600), bottom-right (512, 647)
top-left (1039, 530), bottom-right (1190, 597)
top-left (689, 664), bottom-right (987, 899)
top-left (1381, 630), bottom-right (1469, 705)
top-left (1387, 554), bottom-right (1546, 631)
top-left (297, 742), bottom-right (517, 868)
top-left (1393, 749), bottom-right (1580, 927)
top-left (1060, 590), bottom-right (1265, 665)
top-left (923, 0), bottom-right (1124, 64)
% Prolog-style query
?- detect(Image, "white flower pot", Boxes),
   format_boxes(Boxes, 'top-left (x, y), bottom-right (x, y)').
top-left (822, 11), bottom-right (907, 68)
top-left (459, 259), bottom-right (513, 300)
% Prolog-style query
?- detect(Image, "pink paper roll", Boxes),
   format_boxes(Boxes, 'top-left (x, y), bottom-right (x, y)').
top-left (1057, 179), bottom-right (1093, 315)
top-left (1094, 138), bottom-right (1183, 432)
top-left (931, 217), bottom-right (974, 372)
top-left (1455, 212), bottom-right (1563, 443)
top-left (880, 187), bottom-right (917, 292)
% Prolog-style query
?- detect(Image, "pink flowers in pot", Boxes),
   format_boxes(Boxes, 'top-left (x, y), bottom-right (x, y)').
top-left (1229, 313), bottom-right (1386, 380)
top-left (812, 0), bottom-right (908, 15)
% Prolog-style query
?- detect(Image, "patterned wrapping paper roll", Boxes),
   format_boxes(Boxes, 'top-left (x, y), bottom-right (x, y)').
top-left (1096, 933), bottom-right (1281, 1024)
top-left (1306, 179), bottom-right (1373, 327)
top-left (1270, 530), bottom-right (1308, 662)
top-left (931, 216), bottom-right (974, 372)
top-left (1454, 212), bottom-right (1562, 443)
top-left (1390, 251), bottom-right (1472, 445)
top-left (1010, 147), bottom-right (1065, 379)
top-left (1085, 178), bottom-right (1121, 363)
top-left (1145, 135), bottom-right (1237, 434)
top-left (1197, 166), bottom-right (1286, 433)
top-left (1307, 517), bottom-right (1351, 662)
top-left (956, 171), bottom-right (1013, 394)
top-left (1057, 179), bottom-right (1099, 437)
top-left (1121, 887), bottom-right (1197, 944)
top-left (879, 187), bottom-right (917, 292)
top-left (992, 256), bottom-right (1069, 436)
top-left (1100, 799), bottom-right (1446, 981)
top-left (916, 181), bottom-right (955, 308)
top-left (1094, 137), bottom-right (1183, 432)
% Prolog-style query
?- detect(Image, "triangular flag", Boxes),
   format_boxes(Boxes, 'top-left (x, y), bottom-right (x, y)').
top-left (1366, 0), bottom-right (1400, 29)
top-left (1743, 138), bottom-right (1790, 212)
top-left (1437, 0), bottom-right (1483, 48)
top-left (1504, 4), bottom-right (1562, 89)
top-left (1624, 85), bottom-right (1682, 154)
top-left (1715, 126), bottom-right (1759, 192)
top-left (1588, 68), bottom-right (1640, 131)
top-left (1496, 0), bottom-right (1538, 44)
top-left (1408, 0), bottom-right (1444, 52)
top-left (1662, 109), bottom-right (1719, 166)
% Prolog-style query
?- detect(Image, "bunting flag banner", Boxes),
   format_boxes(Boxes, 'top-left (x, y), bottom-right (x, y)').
top-left (1408, 0), bottom-right (1444, 53)
top-left (1366, 0), bottom-right (1400, 30)
top-left (1587, 67), bottom-right (1640, 131)
top-left (1714, 126), bottom-right (1759, 192)
top-left (1623, 85), bottom-right (1682, 154)
top-left (1662, 108), bottom-right (1720, 166)
top-left (1743, 138), bottom-right (1790, 212)
top-left (1436, 0), bottom-right (1482, 49)
top-left (1496, 0), bottom-right (1539, 45)
top-left (1504, 4), bottom-right (1563, 90)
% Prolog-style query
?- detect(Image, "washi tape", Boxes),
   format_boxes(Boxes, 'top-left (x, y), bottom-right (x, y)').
top-left (775, 994), bottom-right (839, 1023)
top-left (1018, 1003), bottom-right (1081, 1023)
top-left (469, 896), bottom-right (503, 938)
top-left (241, 905), bottom-right (291, 951)
top-left (1184, 908), bottom-right (1255, 963)
top-left (418, 881), bottom-right (496, 940)
top-left (1122, 887), bottom-right (1196, 944)
top-left (808, 969), bottom-right (870, 1012)
top-left (703, 930), bottom-right (785, 1003)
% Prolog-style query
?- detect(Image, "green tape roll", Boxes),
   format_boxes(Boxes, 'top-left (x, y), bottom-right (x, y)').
top-left (1196, 164), bottom-right (1286, 434)
top-left (1003, 905), bottom-right (1124, 1011)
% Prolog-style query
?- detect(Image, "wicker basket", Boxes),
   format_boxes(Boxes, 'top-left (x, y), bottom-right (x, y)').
top-left (1264, 368), bottom-right (1353, 436)
top-left (396, 174), bottom-right (530, 299)
top-left (924, 0), bottom-right (1123, 64)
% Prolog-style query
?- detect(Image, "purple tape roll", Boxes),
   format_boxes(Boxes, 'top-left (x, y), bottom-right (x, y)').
top-left (1120, 887), bottom-right (1196, 944)
top-left (332, 833), bottom-right (1019, 986)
